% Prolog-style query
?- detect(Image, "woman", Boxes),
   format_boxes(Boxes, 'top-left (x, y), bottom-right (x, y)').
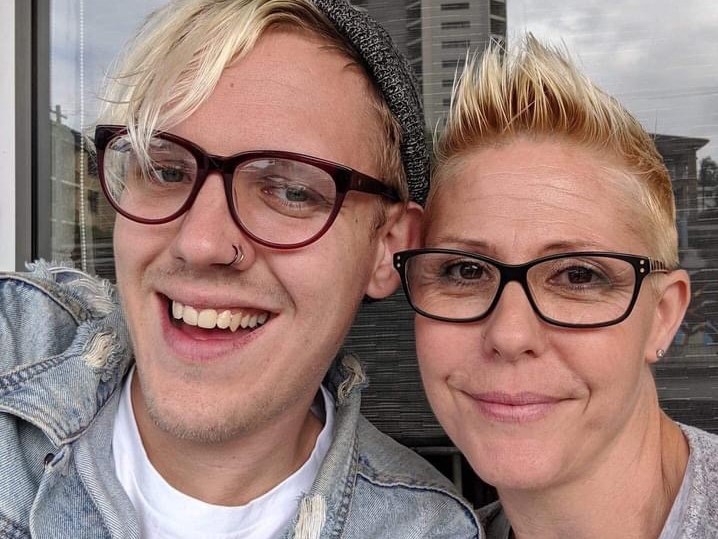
top-left (395, 36), bottom-right (718, 538)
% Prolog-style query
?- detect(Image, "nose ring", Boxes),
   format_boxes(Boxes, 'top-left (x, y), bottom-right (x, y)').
top-left (226, 244), bottom-right (244, 266)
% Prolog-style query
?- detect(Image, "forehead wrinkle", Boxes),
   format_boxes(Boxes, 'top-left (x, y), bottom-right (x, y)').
top-left (430, 185), bottom-right (640, 262)
top-left (462, 183), bottom-right (597, 223)
top-left (431, 138), bottom-right (657, 261)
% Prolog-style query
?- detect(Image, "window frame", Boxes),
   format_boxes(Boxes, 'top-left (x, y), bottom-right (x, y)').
top-left (13, 0), bottom-right (52, 269)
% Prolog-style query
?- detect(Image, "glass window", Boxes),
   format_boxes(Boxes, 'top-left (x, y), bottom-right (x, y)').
top-left (442, 39), bottom-right (472, 49)
top-left (441, 2), bottom-right (470, 11)
top-left (41, 0), bottom-right (718, 506)
top-left (490, 16), bottom-right (506, 36)
top-left (441, 20), bottom-right (471, 30)
top-left (490, 0), bottom-right (507, 20)
top-left (346, 0), bottom-right (718, 504)
top-left (48, 0), bottom-right (166, 278)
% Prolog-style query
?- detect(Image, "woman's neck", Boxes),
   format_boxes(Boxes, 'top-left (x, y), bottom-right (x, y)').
top-left (499, 409), bottom-right (689, 539)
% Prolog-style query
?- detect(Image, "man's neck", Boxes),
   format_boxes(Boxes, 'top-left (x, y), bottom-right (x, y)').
top-left (131, 377), bottom-right (324, 506)
top-left (500, 403), bottom-right (689, 539)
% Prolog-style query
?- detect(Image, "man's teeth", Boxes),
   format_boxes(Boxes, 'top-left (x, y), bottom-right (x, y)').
top-left (171, 301), bottom-right (269, 331)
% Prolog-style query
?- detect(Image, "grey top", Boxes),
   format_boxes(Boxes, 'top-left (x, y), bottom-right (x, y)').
top-left (478, 424), bottom-right (718, 538)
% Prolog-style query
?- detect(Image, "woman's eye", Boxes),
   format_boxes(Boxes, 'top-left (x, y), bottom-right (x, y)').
top-left (446, 261), bottom-right (484, 280)
top-left (554, 265), bottom-right (608, 286)
top-left (564, 266), bottom-right (596, 284)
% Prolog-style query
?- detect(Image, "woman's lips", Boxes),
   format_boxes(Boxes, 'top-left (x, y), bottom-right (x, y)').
top-left (467, 391), bottom-right (563, 423)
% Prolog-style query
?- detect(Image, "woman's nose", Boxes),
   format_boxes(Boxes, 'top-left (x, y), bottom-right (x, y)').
top-left (480, 281), bottom-right (547, 362)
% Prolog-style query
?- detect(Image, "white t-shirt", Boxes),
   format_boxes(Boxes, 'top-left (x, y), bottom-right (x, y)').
top-left (112, 370), bottom-right (335, 539)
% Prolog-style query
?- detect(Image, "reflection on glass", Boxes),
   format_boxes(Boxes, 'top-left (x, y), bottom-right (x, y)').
top-left (350, 0), bottom-right (718, 439)
top-left (49, 0), bottom-right (166, 278)
top-left (47, 0), bottom-right (718, 501)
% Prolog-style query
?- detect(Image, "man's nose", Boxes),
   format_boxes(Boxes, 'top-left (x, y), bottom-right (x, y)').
top-left (168, 173), bottom-right (253, 268)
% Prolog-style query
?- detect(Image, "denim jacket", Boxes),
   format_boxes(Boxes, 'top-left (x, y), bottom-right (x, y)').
top-left (0, 262), bottom-right (481, 539)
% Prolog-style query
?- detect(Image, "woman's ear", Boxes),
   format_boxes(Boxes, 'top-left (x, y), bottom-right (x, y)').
top-left (646, 269), bottom-right (691, 364)
top-left (366, 201), bottom-right (423, 300)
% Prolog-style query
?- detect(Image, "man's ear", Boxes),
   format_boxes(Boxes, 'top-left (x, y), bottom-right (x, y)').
top-left (366, 201), bottom-right (423, 300)
top-left (646, 269), bottom-right (691, 364)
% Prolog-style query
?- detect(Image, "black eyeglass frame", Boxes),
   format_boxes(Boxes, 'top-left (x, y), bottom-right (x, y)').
top-left (94, 124), bottom-right (401, 249)
top-left (394, 248), bottom-right (671, 328)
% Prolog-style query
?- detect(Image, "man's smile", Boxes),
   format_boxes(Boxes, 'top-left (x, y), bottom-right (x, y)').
top-left (170, 299), bottom-right (270, 332)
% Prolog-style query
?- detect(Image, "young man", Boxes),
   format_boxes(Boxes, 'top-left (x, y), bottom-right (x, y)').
top-left (0, 1), bottom-right (480, 537)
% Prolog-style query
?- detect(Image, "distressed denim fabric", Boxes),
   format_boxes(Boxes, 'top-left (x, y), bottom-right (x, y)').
top-left (0, 263), bottom-right (482, 539)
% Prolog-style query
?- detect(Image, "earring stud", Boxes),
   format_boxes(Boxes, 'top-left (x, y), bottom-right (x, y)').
top-left (656, 348), bottom-right (665, 359)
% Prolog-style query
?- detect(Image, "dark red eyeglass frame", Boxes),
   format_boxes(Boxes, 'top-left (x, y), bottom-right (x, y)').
top-left (94, 124), bottom-right (401, 249)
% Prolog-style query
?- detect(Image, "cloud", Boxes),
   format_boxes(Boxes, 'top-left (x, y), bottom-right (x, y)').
top-left (50, 0), bottom-right (166, 128)
top-left (508, 0), bottom-right (718, 159)
top-left (50, 0), bottom-right (718, 161)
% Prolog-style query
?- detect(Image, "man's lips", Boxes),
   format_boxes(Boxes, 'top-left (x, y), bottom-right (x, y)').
top-left (158, 294), bottom-right (271, 360)
top-left (170, 299), bottom-right (270, 332)
top-left (466, 391), bottom-right (564, 423)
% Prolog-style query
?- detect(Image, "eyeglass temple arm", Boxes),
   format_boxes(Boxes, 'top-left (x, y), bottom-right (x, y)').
top-left (350, 173), bottom-right (401, 202)
top-left (649, 259), bottom-right (670, 272)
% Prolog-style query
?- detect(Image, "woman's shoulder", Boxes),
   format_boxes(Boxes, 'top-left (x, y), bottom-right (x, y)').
top-left (677, 423), bottom-right (718, 537)
top-left (680, 423), bottom-right (718, 461)
top-left (477, 501), bottom-right (512, 539)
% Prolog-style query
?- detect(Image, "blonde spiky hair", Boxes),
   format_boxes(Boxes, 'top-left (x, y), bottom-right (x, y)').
top-left (430, 34), bottom-right (678, 267)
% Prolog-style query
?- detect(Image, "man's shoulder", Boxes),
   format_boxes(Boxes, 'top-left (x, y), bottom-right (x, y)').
top-left (352, 415), bottom-right (481, 537)
top-left (0, 262), bottom-right (131, 446)
top-left (0, 261), bottom-right (121, 371)
top-left (0, 261), bottom-right (118, 321)
top-left (355, 415), bottom-right (454, 489)
top-left (0, 264), bottom-right (128, 537)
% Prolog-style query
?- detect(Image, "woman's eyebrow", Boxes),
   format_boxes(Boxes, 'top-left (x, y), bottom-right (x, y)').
top-left (427, 236), bottom-right (607, 256)
top-left (427, 235), bottom-right (495, 254)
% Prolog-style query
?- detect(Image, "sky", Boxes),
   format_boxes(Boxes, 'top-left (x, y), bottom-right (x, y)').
top-left (51, 0), bottom-right (718, 160)
top-left (507, 0), bottom-right (718, 161)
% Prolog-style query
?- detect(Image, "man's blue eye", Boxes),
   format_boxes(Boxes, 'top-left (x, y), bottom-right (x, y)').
top-left (158, 168), bottom-right (185, 183)
top-left (283, 185), bottom-right (310, 202)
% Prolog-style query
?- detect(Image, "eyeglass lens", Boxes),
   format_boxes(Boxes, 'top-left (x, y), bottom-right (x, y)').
top-left (403, 252), bottom-right (639, 326)
top-left (102, 134), bottom-right (340, 246)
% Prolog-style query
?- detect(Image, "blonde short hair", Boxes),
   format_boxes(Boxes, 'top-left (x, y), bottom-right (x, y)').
top-left (431, 35), bottom-right (678, 267)
top-left (97, 0), bottom-right (406, 201)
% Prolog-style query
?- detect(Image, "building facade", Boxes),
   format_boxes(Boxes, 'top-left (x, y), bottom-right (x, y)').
top-left (354, 0), bottom-right (507, 128)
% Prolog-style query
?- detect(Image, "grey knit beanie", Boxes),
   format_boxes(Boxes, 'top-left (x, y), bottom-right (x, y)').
top-left (310, 0), bottom-right (429, 206)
